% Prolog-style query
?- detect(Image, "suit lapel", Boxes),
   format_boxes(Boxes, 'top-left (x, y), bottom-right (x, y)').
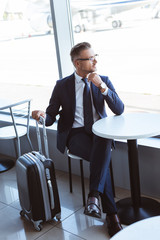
top-left (66, 74), bottom-right (76, 115)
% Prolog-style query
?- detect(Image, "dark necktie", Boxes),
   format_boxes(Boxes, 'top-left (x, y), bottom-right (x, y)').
top-left (82, 78), bottom-right (93, 134)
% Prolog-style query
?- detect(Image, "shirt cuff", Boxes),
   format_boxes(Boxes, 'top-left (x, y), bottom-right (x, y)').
top-left (101, 84), bottom-right (108, 96)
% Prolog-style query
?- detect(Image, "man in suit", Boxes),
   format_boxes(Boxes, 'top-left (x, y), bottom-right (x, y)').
top-left (32, 42), bottom-right (124, 237)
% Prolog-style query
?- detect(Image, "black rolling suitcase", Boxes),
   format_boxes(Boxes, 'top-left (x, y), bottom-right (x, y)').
top-left (16, 117), bottom-right (61, 231)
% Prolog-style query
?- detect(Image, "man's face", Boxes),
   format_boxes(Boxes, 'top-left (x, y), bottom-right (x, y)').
top-left (74, 48), bottom-right (98, 76)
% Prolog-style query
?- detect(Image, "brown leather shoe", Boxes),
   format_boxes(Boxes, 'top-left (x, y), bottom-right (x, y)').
top-left (106, 214), bottom-right (123, 237)
top-left (84, 196), bottom-right (101, 218)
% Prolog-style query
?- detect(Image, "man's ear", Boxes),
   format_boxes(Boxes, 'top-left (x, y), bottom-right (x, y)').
top-left (74, 59), bottom-right (80, 69)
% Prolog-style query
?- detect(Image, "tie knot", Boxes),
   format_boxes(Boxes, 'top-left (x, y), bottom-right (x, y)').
top-left (82, 78), bottom-right (88, 85)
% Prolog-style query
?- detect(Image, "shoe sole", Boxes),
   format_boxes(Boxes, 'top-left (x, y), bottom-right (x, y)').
top-left (84, 209), bottom-right (101, 219)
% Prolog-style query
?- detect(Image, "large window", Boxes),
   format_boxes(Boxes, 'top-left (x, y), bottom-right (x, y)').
top-left (0, 0), bottom-right (160, 114)
top-left (0, 0), bottom-right (58, 111)
top-left (70, 0), bottom-right (160, 113)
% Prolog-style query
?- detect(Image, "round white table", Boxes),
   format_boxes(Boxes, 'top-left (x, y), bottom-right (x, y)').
top-left (92, 112), bottom-right (160, 225)
top-left (111, 216), bottom-right (160, 240)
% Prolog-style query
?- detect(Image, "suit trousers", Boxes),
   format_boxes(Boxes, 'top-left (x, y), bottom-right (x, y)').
top-left (67, 127), bottom-right (117, 215)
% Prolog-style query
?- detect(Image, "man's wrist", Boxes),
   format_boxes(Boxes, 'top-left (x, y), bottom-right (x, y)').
top-left (98, 82), bottom-right (107, 93)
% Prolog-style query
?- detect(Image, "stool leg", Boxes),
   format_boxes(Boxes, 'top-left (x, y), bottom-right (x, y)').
top-left (110, 159), bottom-right (115, 197)
top-left (68, 156), bottom-right (72, 193)
top-left (80, 159), bottom-right (86, 206)
top-left (15, 137), bottom-right (21, 158)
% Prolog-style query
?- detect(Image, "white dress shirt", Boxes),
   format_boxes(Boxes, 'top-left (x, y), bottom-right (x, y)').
top-left (72, 72), bottom-right (102, 128)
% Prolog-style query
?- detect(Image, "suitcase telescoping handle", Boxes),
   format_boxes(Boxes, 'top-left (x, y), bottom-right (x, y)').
top-left (36, 116), bottom-right (49, 158)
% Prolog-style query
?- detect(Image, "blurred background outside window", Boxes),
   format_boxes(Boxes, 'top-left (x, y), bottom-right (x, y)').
top-left (0, 0), bottom-right (160, 113)
top-left (0, 0), bottom-right (58, 110)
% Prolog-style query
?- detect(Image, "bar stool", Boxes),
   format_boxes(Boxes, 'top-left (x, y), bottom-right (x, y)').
top-left (0, 99), bottom-right (33, 172)
top-left (67, 150), bottom-right (86, 206)
top-left (67, 150), bottom-right (115, 207)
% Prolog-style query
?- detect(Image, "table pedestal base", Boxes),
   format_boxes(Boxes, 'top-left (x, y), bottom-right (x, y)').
top-left (117, 197), bottom-right (160, 225)
top-left (0, 159), bottom-right (15, 173)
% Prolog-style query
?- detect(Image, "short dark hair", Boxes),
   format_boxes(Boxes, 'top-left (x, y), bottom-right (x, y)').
top-left (70, 42), bottom-right (91, 62)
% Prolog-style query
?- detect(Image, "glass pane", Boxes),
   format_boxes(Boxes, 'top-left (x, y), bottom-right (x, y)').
top-left (0, 0), bottom-right (58, 111)
top-left (70, 0), bottom-right (160, 113)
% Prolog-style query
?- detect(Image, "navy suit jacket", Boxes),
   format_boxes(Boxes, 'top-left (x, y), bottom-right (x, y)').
top-left (45, 73), bottom-right (124, 153)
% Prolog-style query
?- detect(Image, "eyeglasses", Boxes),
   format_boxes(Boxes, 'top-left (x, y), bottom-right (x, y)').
top-left (76, 54), bottom-right (98, 62)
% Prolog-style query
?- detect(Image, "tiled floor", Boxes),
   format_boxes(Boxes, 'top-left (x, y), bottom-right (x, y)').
top-left (0, 165), bottom-right (130, 240)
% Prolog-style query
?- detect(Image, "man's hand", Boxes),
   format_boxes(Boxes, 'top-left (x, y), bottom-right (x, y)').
top-left (88, 73), bottom-right (102, 88)
top-left (32, 110), bottom-right (45, 121)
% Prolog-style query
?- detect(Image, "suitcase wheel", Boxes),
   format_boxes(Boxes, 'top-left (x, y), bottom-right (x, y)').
top-left (56, 213), bottom-right (61, 221)
top-left (34, 223), bottom-right (43, 231)
top-left (20, 210), bottom-right (43, 231)
top-left (20, 210), bottom-right (25, 217)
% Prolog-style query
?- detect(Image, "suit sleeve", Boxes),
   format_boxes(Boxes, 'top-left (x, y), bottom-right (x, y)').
top-left (102, 76), bottom-right (124, 115)
top-left (45, 82), bottom-right (61, 126)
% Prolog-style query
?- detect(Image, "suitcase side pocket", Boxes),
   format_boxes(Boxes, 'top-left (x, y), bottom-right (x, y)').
top-left (44, 160), bottom-right (61, 217)
top-left (27, 153), bottom-right (52, 221)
